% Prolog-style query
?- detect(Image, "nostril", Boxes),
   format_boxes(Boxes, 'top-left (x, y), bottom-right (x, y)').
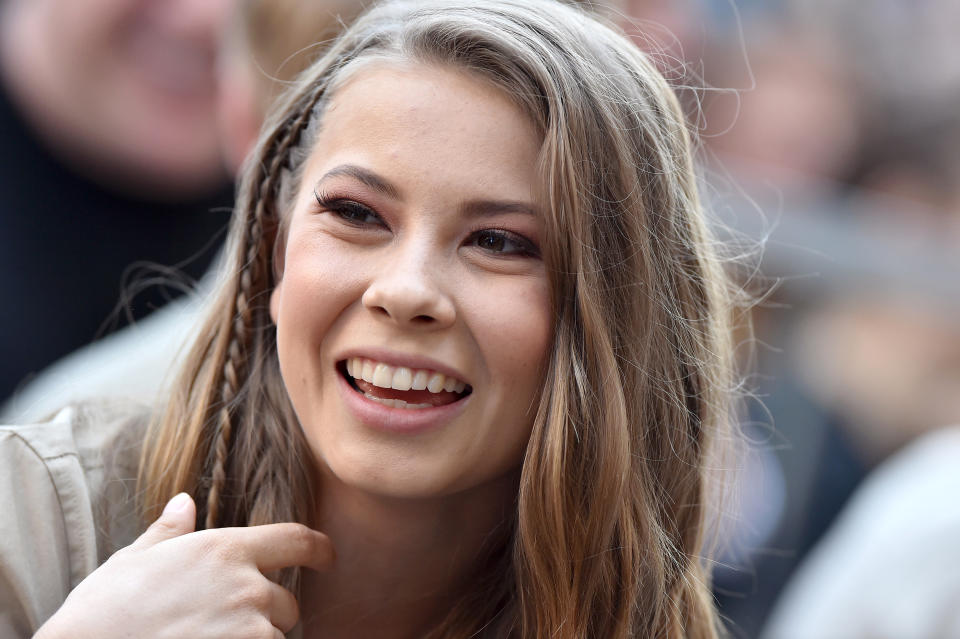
top-left (362, 284), bottom-right (455, 327)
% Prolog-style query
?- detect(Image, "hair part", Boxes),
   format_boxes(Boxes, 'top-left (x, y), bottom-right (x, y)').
top-left (140, 1), bottom-right (736, 637)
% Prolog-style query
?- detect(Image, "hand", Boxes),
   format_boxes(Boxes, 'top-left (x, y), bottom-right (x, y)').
top-left (35, 493), bottom-right (334, 639)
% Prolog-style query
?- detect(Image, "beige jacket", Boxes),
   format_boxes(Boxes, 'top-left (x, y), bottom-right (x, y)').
top-left (0, 401), bottom-right (147, 638)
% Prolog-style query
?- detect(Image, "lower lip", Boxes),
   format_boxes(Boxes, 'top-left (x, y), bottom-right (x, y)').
top-left (337, 370), bottom-right (471, 435)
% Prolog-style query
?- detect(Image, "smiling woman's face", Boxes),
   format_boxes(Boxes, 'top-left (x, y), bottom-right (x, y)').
top-left (269, 63), bottom-right (551, 500)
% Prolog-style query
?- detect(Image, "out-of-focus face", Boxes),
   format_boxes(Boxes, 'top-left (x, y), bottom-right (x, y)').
top-left (270, 63), bottom-right (552, 503)
top-left (22, 0), bottom-right (231, 194)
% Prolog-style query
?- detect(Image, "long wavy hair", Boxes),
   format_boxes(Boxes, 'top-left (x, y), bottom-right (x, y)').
top-left (139, 1), bottom-right (735, 636)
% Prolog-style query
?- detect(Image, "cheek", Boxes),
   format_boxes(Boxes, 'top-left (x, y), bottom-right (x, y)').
top-left (470, 276), bottom-right (553, 404)
top-left (462, 276), bottom-right (551, 479)
top-left (274, 235), bottom-right (366, 386)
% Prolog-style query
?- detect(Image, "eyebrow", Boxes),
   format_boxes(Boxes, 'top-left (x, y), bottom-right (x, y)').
top-left (316, 163), bottom-right (538, 218)
top-left (460, 200), bottom-right (538, 219)
top-left (317, 164), bottom-right (402, 199)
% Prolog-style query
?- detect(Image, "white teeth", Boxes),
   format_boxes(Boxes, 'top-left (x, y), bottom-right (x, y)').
top-left (361, 360), bottom-right (375, 384)
top-left (426, 373), bottom-right (446, 393)
top-left (346, 357), bottom-right (468, 395)
top-left (372, 363), bottom-right (393, 388)
top-left (391, 367), bottom-right (413, 391)
top-left (411, 370), bottom-right (429, 390)
top-left (363, 393), bottom-right (431, 410)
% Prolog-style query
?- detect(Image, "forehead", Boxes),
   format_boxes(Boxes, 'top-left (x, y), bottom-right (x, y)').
top-left (301, 62), bottom-right (542, 202)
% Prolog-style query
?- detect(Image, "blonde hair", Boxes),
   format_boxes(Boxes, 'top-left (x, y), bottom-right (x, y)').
top-left (140, 1), bottom-right (734, 636)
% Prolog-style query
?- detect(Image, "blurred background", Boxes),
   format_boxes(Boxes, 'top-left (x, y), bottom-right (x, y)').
top-left (1, 0), bottom-right (958, 637)
top-left (608, 0), bottom-right (960, 636)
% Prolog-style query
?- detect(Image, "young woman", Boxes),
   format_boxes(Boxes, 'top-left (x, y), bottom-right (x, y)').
top-left (3, 0), bottom-right (735, 637)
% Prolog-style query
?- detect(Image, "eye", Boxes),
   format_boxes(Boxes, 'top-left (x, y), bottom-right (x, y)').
top-left (467, 229), bottom-right (540, 258)
top-left (315, 190), bottom-right (385, 227)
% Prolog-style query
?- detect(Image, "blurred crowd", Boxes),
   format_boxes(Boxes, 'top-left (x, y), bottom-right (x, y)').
top-left (616, 0), bottom-right (960, 636)
top-left (0, 0), bottom-right (369, 416)
top-left (1, 0), bottom-right (958, 637)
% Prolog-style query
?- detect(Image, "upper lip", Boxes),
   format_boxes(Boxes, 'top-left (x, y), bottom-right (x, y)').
top-left (336, 347), bottom-right (472, 386)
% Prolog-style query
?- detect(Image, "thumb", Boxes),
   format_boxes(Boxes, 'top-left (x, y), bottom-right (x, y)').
top-left (132, 492), bottom-right (197, 549)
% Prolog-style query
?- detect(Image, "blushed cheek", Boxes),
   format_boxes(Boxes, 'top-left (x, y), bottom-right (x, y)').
top-left (278, 270), bottom-right (332, 352)
top-left (274, 242), bottom-right (350, 402)
top-left (279, 235), bottom-right (364, 342)
top-left (480, 280), bottom-right (552, 408)
top-left (514, 280), bottom-right (552, 354)
top-left (485, 287), bottom-right (551, 474)
top-left (518, 285), bottom-right (553, 409)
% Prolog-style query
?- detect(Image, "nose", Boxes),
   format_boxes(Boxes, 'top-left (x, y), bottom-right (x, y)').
top-left (361, 246), bottom-right (456, 329)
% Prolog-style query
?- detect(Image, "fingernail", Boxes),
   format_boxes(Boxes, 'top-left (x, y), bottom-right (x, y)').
top-left (163, 492), bottom-right (191, 515)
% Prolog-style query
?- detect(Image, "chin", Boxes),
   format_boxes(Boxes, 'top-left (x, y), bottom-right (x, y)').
top-left (318, 447), bottom-right (467, 500)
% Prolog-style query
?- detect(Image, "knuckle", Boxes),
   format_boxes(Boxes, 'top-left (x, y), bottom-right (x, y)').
top-left (261, 616), bottom-right (281, 637)
top-left (109, 545), bottom-right (133, 562)
top-left (234, 581), bottom-right (272, 611)
top-left (287, 523), bottom-right (315, 554)
top-left (277, 586), bottom-right (300, 627)
top-left (149, 518), bottom-right (180, 536)
top-left (287, 589), bottom-right (301, 619)
top-left (246, 616), bottom-right (277, 639)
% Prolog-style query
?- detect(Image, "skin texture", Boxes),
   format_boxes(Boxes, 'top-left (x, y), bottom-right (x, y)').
top-left (271, 63), bottom-right (551, 637)
top-left (271, 63), bottom-right (550, 501)
top-left (35, 63), bottom-right (550, 639)
top-left (35, 494), bottom-right (334, 639)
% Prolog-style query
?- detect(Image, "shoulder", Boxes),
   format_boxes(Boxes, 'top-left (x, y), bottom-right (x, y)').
top-left (1, 398), bottom-right (152, 551)
top-left (0, 400), bottom-right (151, 636)
top-left (63, 399), bottom-right (153, 554)
top-left (1, 399), bottom-right (150, 500)
top-left (762, 425), bottom-right (960, 639)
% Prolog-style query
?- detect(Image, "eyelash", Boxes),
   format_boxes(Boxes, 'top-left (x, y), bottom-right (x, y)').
top-left (315, 192), bottom-right (384, 227)
top-left (468, 228), bottom-right (540, 258)
top-left (314, 190), bottom-right (540, 259)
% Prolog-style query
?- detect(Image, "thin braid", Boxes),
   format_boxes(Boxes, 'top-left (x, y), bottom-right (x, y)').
top-left (205, 239), bottom-right (258, 528)
top-left (204, 88), bottom-right (330, 529)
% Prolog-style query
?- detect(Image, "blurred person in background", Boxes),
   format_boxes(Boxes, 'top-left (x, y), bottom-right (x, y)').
top-left (695, 1), bottom-right (960, 637)
top-left (616, 0), bottom-right (960, 636)
top-left (780, 0), bottom-right (960, 463)
top-left (1, 0), bottom-right (370, 422)
top-left (761, 423), bottom-right (960, 638)
top-left (0, 0), bottom-right (234, 402)
top-left (701, 24), bottom-right (860, 200)
top-left (216, 0), bottom-right (371, 176)
top-left (611, 3), bottom-right (868, 633)
top-left (694, 15), bottom-right (869, 638)
top-left (757, 1), bottom-right (960, 636)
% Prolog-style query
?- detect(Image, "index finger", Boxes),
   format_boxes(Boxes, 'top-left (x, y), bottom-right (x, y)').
top-left (227, 523), bottom-right (335, 572)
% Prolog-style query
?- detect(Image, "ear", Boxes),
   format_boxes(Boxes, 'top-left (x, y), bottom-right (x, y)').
top-left (269, 280), bottom-right (282, 325)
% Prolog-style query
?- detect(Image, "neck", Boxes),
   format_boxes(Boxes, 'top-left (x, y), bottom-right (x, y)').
top-left (299, 469), bottom-right (516, 639)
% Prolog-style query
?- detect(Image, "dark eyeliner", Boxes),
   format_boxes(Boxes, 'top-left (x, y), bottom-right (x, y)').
top-left (314, 188), bottom-right (384, 227)
top-left (470, 228), bottom-right (541, 258)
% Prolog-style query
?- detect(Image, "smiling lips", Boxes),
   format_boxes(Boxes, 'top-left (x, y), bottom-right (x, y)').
top-left (344, 357), bottom-right (471, 409)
